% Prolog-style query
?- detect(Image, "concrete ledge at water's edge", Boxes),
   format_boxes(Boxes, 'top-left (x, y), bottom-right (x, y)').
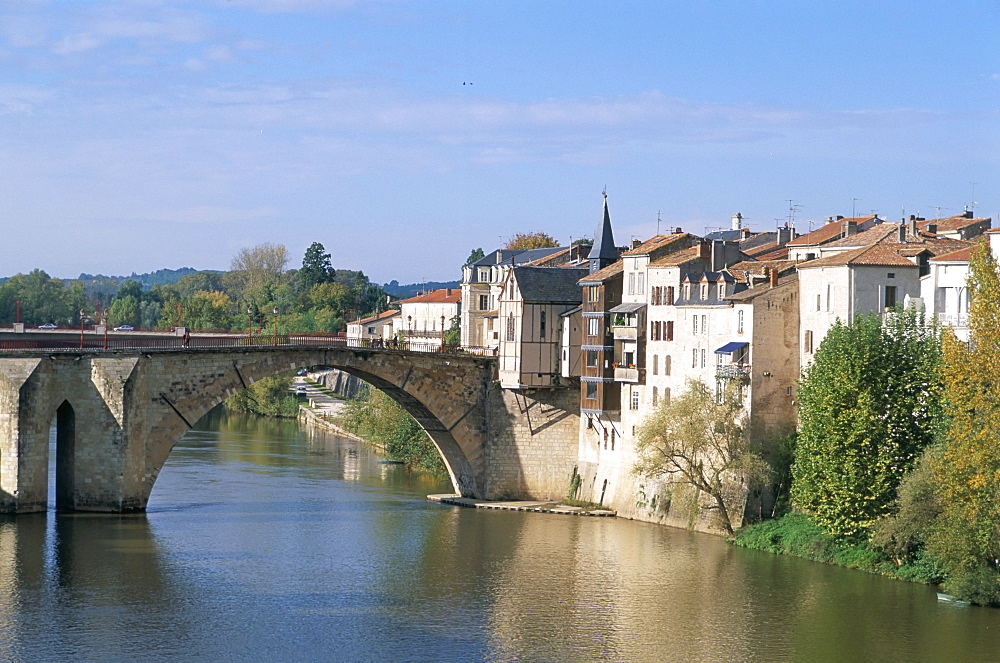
top-left (298, 405), bottom-right (365, 441)
top-left (428, 494), bottom-right (617, 517)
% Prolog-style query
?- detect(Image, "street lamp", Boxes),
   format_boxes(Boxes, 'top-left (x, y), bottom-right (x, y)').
top-left (272, 307), bottom-right (279, 346)
top-left (79, 308), bottom-right (86, 349)
top-left (247, 306), bottom-right (253, 345)
top-left (102, 309), bottom-right (109, 350)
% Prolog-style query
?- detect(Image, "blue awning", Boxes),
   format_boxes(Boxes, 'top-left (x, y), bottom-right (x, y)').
top-left (715, 341), bottom-right (748, 354)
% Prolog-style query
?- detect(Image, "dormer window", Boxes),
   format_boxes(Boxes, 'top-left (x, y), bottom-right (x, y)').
top-left (700, 284), bottom-right (708, 300)
top-left (684, 284), bottom-right (691, 299)
top-left (718, 284), bottom-right (725, 299)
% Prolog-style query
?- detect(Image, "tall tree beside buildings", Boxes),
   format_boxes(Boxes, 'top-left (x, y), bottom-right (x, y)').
top-left (463, 248), bottom-right (485, 268)
top-left (504, 232), bottom-right (559, 250)
top-left (791, 309), bottom-right (942, 539)
top-left (298, 242), bottom-right (335, 292)
top-left (926, 239), bottom-right (1000, 605)
top-left (634, 379), bottom-right (769, 536)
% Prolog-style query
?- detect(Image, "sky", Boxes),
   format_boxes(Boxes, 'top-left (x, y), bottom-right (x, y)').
top-left (1, 1), bottom-right (998, 284)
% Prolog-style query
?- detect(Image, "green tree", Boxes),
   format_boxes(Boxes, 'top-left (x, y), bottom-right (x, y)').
top-left (926, 239), bottom-right (1000, 605)
top-left (791, 308), bottom-right (942, 539)
top-left (463, 248), bottom-right (485, 267)
top-left (634, 379), bottom-right (769, 536)
top-left (226, 373), bottom-right (300, 418)
top-left (298, 242), bottom-right (335, 292)
top-left (108, 295), bottom-right (140, 327)
top-left (504, 232), bottom-right (559, 250)
top-left (340, 389), bottom-right (445, 474)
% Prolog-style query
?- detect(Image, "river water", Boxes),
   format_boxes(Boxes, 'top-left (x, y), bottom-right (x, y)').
top-left (0, 409), bottom-right (997, 662)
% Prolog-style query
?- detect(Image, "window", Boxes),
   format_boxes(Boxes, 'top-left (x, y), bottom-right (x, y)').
top-left (737, 310), bottom-right (744, 334)
top-left (816, 294), bottom-right (821, 311)
top-left (479, 294), bottom-right (490, 310)
top-left (588, 318), bottom-right (600, 337)
top-left (637, 272), bottom-right (644, 294)
top-left (692, 348), bottom-right (698, 368)
top-left (506, 313), bottom-right (515, 342)
top-left (701, 284), bottom-right (708, 300)
top-left (539, 311), bottom-right (546, 339)
top-left (585, 382), bottom-right (598, 400)
top-left (684, 284), bottom-right (691, 299)
top-left (718, 284), bottom-right (725, 299)
top-left (587, 285), bottom-right (600, 302)
top-left (693, 316), bottom-right (699, 335)
top-left (701, 348), bottom-right (706, 368)
top-left (666, 286), bottom-right (675, 305)
top-left (586, 350), bottom-right (598, 367)
top-left (368, 327), bottom-right (376, 335)
top-left (479, 268), bottom-right (488, 282)
top-left (611, 429), bottom-right (616, 450)
top-left (628, 272), bottom-right (635, 294)
top-left (652, 354), bottom-right (658, 375)
top-left (631, 389), bottom-right (639, 410)
top-left (652, 387), bottom-right (658, 406)
top-left (664, 355), bottom-right (671, 376)
top-left (664, 387), bottom-right (671, 403)
top-left (701, 315), bottom-right (707, 335)
top-left (805, 329), bottom-right (813, 354)
top-left (885, 285), bottom-right (897, 309)
top-left (666, 321), bottom-right (674, 341)
top-left (826, 284), bottom-right (831, 312)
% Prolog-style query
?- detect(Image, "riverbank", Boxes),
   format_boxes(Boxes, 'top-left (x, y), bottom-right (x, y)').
top-left (429, 494), bottom-right (616, 517)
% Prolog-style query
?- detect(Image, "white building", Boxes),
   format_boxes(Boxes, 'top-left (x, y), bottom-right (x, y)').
top-left (391, 288), bottom-right (461, 351)
top-left (346, 310), bottom-right (400, 344)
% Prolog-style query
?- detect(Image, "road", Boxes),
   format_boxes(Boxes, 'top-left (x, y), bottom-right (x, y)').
top-left (292, 374), bottom-right (347, 418)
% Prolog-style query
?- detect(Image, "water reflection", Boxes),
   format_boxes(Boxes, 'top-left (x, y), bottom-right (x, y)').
top-left (1, 409), bottom-right (998, 662)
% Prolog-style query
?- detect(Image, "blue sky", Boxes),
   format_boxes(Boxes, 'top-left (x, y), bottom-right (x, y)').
top-left (1, 1), bottom-right (997, 284)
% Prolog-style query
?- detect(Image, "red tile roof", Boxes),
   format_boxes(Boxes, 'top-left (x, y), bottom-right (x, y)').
top-left (919, 214), bottom-right (992, 233)
top-left (396, 288), bottom-right (462, 304)
top-left (621, 233), bottom-right (691, 256)
top-left (798, 243), bottom-right (921, 268)
top-left (930, 246), bottom-right (974, 262)
top-left (786, 216), bottom-right (876, 247)
top-left (355, 310), bottom-right (400, 325)
top-left (647, 245), bottom-right (704, 268)
top-left (578, 261), bottom-right (623, 284)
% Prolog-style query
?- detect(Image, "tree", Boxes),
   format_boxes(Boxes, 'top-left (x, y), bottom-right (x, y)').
top-left (463, 248), bottom-right (485, 268)
top-left (504, 232), bottom-right (559, 250)
top-left (791, 308), bottom-right (942, 539)
top-left (926, 239), bottom-right (1000, 605)
top-left (298, 242), bottom-right (335, 292)
top-left (230, 243), bottom-right (288, 301)
top-left (634, 379), bottom-right (769, 536)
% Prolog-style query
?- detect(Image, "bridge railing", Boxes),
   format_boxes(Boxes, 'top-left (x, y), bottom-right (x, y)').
top-left (0, 333), bottom-right (496, 357)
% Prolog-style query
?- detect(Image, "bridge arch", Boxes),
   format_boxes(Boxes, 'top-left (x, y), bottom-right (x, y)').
top-left (133, 346), bottom-right (494, 511)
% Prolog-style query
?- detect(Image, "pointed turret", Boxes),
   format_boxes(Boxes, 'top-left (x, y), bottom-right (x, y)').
top-left (589, 194), bottom-right (618, 273)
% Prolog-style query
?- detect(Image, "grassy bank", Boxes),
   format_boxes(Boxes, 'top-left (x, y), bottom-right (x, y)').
top-left (734, 513), bottom-right (943, 585)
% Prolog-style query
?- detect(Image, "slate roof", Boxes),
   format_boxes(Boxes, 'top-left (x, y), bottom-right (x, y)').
top-left (513, 266), bottom-right (590, 303)
top-left (472, 247), bottom-right (567, 268)
top-left (589, 197), bottom-right (619, 265)
top-left (726, 273), bottom-right (799, 301)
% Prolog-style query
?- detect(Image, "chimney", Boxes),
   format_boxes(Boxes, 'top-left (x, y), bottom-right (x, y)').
top-left (446, 288), bottom-right (452, 296)
top-left (631, 238), bottom-right (642, 249)
top-left (964, 207), bottom-right (973, 219)
top-left (742, 227), bottom-right (752, 239)
top-left (675, 227), bottom-right (683, 233)
top-left (908, 216), bottom-right (918, 238)
top-left (897, 224), bottom-right (907, 243)
top-left (698, 239), bottom-right (711, 260)
top-left (844, 219), bottom-right (857, 236)
top-left (731, 212), bottom-right (743, 230)
top-left (769, 267), bottom-right (779, 288)
top-left (926, 223), bottom-right (938, 235)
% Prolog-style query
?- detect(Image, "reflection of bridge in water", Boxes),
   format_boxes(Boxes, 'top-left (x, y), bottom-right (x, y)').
top-left (0, 333), bottom-right (521, 515)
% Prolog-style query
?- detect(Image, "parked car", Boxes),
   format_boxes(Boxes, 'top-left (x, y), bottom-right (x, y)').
top-left (114, 325), bottom-right (135, 332)
top-left (37, 323), bottom-right (58, 330)
top-left (297, 369), bottom-right (308, 376)
top-left (296, 386), bottom-right (307, 395)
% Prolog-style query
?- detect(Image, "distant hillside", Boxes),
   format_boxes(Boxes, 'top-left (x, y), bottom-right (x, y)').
top-left (383, 280), bottom-right (460, 298)
top-left (76, 267), bottom-right (220, 289)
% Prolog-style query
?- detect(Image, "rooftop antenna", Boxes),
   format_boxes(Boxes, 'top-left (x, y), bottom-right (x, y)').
top-left (787, 200), bottom-right (802, 227)
top-left (851, 197), bottom-right (860, 218)
top-left (656, 211), bottom-right (662, 235)
top-left (970, 182), bottom-right (978, 213)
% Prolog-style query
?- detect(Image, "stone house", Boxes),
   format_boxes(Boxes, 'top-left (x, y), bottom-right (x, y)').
top-left (346, 310), bottom-right (399, 343)
top-left (391, 288), bottom-right (461, 350)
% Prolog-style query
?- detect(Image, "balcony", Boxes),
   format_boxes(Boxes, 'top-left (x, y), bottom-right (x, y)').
top-left (614, 366), bottom-right (643, 383)
top-left (716, 363), bottom-right (750, 380)
top-left (611, 325), bottom-right (637, 341)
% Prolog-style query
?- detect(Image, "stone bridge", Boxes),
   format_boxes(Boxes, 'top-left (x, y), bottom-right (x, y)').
top-left (0, 345), bottom-right (518, 513)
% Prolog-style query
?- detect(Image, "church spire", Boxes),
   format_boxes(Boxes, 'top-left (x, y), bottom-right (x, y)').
top-left (588, 191), bottom-right (618, 273)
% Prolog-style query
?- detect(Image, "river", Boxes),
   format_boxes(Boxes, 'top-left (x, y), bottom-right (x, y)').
top-left (0, 409), bottom-right (997, 662)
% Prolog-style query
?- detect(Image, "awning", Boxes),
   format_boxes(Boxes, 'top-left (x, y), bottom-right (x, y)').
top-left (715, 341), bottom-right (748, 354)
top-left (609, 302), bottom-right (646, 313)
